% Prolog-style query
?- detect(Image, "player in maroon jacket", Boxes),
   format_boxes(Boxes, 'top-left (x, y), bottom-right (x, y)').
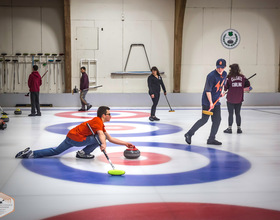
top-left (79, 66), bottom-right (92, 111)
top-left (28, 65), bottom-right (42, 116)
top-left (223, 64), bottom-right (250, 134)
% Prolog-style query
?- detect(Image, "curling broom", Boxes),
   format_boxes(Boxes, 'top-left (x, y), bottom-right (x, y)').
top-left (86, 123), bottom-right (125, 176)
top-left (164, 94), bottom-right (175, 112)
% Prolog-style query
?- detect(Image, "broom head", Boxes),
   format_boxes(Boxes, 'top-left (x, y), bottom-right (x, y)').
top-left (202, 110), bottom-right (213, 116)
top-left (108, 169), bottom-right (125, 176)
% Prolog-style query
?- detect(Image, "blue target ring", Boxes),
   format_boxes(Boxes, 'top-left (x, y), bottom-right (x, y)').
top-left (45, 121), bottom-right (182, 137)
top-left (21, 142), bottom-right (251, 186)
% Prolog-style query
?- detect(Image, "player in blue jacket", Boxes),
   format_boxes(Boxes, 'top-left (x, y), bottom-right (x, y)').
top-left (185, 59), bottom-right (227, 145)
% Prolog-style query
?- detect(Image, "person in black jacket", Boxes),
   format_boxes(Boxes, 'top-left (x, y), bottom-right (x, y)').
top-left (147, 66), bottom-right (166, 121)
top-left (79, 67), bottom-right (92, 111)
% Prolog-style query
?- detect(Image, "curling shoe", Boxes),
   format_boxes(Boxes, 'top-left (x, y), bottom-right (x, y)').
top-left (153, 116), bottom-right (160, 121)
top-left (237, 128), bottom-right (243, 134)
top-left (149, 117), bottom-right (154, 121)
top-left (87, 105), bottom-right (92, 111)
top-left (223, 128), bottom-right (232, 134)
top-left (184, 132), bottom-right (192, 145)
top-left (15, 147), bottom-right (33, 158)
top-left (76, 150), bottom-right (95, 159)
top-left (207, 139), bottom-right (222, 145)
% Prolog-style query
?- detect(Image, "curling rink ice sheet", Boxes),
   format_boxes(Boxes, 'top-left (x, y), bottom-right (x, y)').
top-left (0, 107), bottom-right (280, 220)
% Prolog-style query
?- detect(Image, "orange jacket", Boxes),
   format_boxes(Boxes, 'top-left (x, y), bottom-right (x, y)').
top-left (67, 117), bottom-right (106, 142)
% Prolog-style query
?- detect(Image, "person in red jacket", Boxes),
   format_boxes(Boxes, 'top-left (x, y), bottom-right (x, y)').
top-left (28, 65), bottom-right (42, 116)
top-left (223, 64), bottom-right (250, 134)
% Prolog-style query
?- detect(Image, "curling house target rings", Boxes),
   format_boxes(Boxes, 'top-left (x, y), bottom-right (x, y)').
top-left (21, 142), bottom-right (251, 186)
top-left (45, 121), bottom-right (182, 137)
top-left (55, 110), bottom-right (150, 119)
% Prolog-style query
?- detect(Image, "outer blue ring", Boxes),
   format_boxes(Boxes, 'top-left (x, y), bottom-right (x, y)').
top-left (21, 142), bottom-right (251, 186)
top-left (45, 121), bottom-right (182, 137)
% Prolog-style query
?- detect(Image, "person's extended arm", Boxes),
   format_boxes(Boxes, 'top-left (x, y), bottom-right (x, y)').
top-left (105, 132), bottom-right (134, 148)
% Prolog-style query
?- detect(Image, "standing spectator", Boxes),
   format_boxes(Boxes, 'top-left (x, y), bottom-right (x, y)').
top-left (79, 66), bottom-right (92, 111)
top-left (28, 65), bottom-right (42, 116)
top-left (184, 59), bottom-right (227, 145)
top-left (223, 64), bottom-right (250, 134)
top-left (147, 66), bottom-right (166, 121)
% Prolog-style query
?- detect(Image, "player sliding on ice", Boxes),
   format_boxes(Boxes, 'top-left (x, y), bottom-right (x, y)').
top-left (15, 106), bottom-right (135, 159)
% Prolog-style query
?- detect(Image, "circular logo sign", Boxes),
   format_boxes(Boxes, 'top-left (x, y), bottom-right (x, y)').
top-left (221, 29), bottom-right (240, 49)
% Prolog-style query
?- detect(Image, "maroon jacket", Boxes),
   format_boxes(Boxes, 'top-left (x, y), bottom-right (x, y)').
top-left (28, 71), bottom-right (42, 92)
top-left (80, 72), bottom-right (89, 91)
top-left (224, 75), bottom-right (250, 104)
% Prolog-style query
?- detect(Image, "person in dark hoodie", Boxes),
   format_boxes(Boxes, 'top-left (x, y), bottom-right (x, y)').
top-left (79, 66), bottom-right (92, 111)
top-left (28, 65), bottom-right (42, 116)
top-left (147, 66), bottom-right (166, 121)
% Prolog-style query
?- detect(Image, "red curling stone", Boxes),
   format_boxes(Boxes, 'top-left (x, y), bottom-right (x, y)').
top-left (124, 146), bottom-right (141, 159)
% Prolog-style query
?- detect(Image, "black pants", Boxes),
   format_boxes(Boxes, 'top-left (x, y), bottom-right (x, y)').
top-left (150, 93), bottom-right (160, 117)
top-left (188, 105), bottom-right (221, 140)
top-left (30, 92), bottom-right (41, 115)
top-left (226, 102), bottom-right (242, 126)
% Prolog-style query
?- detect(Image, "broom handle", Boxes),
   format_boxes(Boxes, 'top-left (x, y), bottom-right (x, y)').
top-left (208, 91), bottom-right (228, 111)
top-left (86, 123), bottom-right (115, 170)
top-left (41, 70), bottom-right (48, 78)
top-left (164, 94), bottom-right (173, 111)
top-left (247, 73), bottom-right (256, 80)
top-left (102, 150), bottom-right (115, 170)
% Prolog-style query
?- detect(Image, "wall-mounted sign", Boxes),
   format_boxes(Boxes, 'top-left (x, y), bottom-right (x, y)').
top-left (221, 29), bottom-right (240, 49)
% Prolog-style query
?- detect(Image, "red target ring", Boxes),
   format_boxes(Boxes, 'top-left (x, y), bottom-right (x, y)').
top-left (55, 111), bottom-right (150, 119)
top-left (44, 202), bottom-right (280, 220)
top-left (97, 152), bottom-right (171, 166)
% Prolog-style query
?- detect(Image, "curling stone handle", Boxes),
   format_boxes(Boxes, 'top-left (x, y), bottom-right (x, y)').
top-left (127, 145), bottom-right (136, 149)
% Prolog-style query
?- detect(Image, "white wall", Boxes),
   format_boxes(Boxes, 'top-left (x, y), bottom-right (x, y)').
top-left (181, 0), bottom-right (280, 93)
top-left (0, 0), bottom-right (64, 94)
top-left (71, 0), bottom-right (174, 93)
top-left (1, 0), bottom-right (279, 95)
